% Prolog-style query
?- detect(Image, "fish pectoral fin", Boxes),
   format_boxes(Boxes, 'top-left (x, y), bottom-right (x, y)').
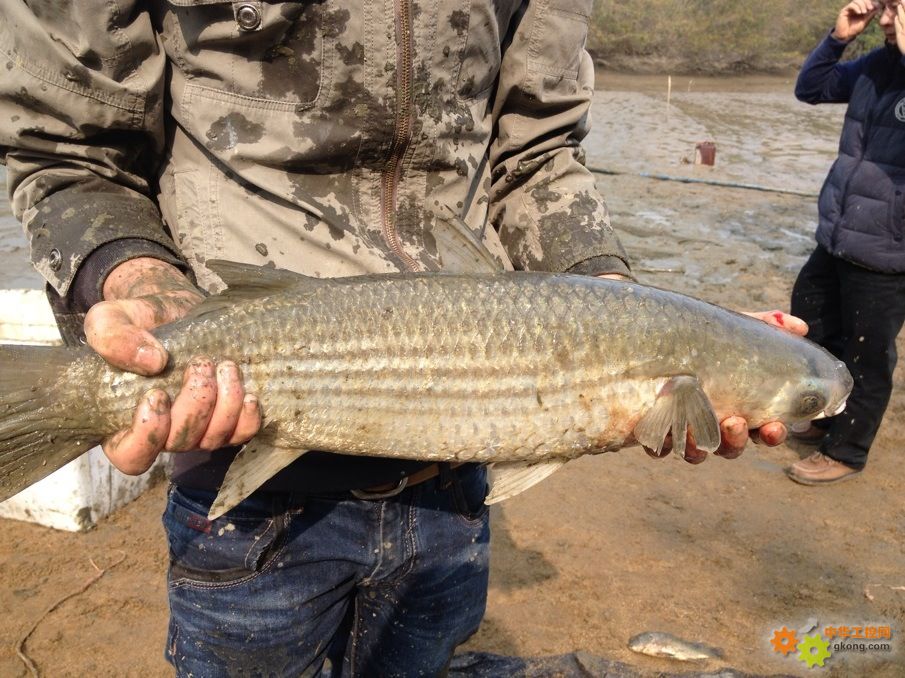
top-left (633, 375), bottom-right (720, 458)
top-left (485, 459), bottom-right (567, 505)
top-left (209, 431), bottom-right (308, 520)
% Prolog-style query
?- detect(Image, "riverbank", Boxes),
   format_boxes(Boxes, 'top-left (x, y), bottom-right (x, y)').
top-left (587, 0), bottom-right (878, 76)
top-left (592, 55), bottom-right (803, 79)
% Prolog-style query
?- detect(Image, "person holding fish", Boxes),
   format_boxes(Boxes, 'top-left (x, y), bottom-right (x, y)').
top-left (0, 0), bottom-right (809, 674)
top-left (787, 0), bottom-right (905, 485)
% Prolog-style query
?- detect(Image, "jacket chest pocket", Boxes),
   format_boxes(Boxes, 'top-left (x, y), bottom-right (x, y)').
top-left (164, 0), bottom-right (341, 109)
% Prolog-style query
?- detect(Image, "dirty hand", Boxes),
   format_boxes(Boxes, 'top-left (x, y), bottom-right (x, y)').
top-left (84, 257), bottom-right (261, 475)
top-left (702, 310), bottom-right (809, 462)
top-left (595, 277), bottom-right (803, 464)
top-left (833, 0), bottom-right (880, 41)
top-left (632, 310), bottom-right (807, 464)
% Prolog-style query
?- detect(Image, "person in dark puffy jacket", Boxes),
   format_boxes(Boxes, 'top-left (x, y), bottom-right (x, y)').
top-left (788, 0), bottom-right (905, 485)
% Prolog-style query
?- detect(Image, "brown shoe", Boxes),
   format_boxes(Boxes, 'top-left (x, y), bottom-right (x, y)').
top-left (787, 452), bottom-right (862, 486)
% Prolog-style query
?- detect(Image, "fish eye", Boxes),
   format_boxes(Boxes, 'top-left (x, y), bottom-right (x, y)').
top-left (796, 391), bottom-right (827, 416)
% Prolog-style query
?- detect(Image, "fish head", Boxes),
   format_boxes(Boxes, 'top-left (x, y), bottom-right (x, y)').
top-left (750, 347), bottom-right (852, 426)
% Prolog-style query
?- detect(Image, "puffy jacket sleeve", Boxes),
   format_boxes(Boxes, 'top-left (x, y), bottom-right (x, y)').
top-left (487, 0), bottom-right (631, 278)
top-left (0, 1), bottom-right (186, 306)
top-left (795, 31), bottom-right (894, 104)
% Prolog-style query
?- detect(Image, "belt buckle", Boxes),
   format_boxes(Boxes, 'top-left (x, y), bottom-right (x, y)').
top-left (350, 476), bottom-right (409, 500)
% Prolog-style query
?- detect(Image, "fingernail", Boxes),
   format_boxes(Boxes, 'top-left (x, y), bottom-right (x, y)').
top-left (146, 390), bottom-right (170, 414)
top-left (244, 394), bottom-right (258, 407)
top-left (189, 356), bottom-right (216, 376)
top-left (217, 361), bottom-right (238, 380)
top-left (137, 344), bottom-right (166, 370)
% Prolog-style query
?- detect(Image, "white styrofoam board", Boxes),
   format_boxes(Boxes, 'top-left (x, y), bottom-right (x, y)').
top-left (0, 447), bottom-right (161, 531)
top-left (0, 288), bottom-right (60, 344)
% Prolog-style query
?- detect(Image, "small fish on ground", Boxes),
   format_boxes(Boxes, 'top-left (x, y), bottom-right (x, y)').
top-left (628, 631), bottom-right (725, 662)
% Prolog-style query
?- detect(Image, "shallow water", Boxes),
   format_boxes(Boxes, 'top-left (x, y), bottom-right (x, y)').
top-left (584, 74), bottom-right (844, 197)
top-left (0, 74), bottom-right (844, 290)
top-left (0, 166), bottom-right (40, 289)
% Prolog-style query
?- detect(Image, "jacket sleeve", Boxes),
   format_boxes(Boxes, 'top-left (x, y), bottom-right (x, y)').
top-left (0, 1), bottom-right (187, 312)
top-left (795, 31), bottom-right (889, 104)
top-left (487, 0), bottom-right (631, 278)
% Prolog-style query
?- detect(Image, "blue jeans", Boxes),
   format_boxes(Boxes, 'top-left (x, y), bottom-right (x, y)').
top-left (162, 465), bottom-right (490, 677)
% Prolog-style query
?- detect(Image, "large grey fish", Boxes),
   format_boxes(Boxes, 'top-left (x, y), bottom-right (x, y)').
top-left (0, 260), bottom-right (851, 519)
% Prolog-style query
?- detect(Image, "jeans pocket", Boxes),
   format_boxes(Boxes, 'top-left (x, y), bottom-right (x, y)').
top-left (450, 465), bottom-right (489, 525)
top-left (164, 486), bottom-right (288, 588)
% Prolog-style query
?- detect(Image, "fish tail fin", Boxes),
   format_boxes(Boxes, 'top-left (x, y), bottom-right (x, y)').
top-left (0, 344), bottom-right (95, 502)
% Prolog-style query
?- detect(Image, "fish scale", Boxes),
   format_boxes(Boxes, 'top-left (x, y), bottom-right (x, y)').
top-left (84, 274), bottom-right (826, 456)
top-left (0, 268), bottom-right (852, 508)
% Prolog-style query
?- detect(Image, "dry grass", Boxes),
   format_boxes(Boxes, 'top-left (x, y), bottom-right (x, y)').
top-left (588, 0), bottom-right (886, 73)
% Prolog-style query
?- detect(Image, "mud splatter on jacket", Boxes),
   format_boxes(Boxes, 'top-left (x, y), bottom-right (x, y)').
top-left (0, 1), bottom-right (631, 489)
top-left (0, 1), bottom-right (629, 301)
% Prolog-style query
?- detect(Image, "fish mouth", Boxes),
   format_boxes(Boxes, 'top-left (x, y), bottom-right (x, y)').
top-left (836, 360), bottom-right (854, 392)
top-left (818, 361), bottom-right (853, 419)
top-left (813, 399), bottom-right (846, 420)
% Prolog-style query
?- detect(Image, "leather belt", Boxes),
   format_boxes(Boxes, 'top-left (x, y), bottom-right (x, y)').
top-left (351, 462), bottom-right (464, 500)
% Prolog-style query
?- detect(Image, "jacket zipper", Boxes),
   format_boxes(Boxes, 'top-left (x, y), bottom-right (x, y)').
top-left (381, 0), bottom-right (419, 271)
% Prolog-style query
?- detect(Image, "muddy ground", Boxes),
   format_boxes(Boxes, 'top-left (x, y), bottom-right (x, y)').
top-left (2, 77), bottom-right (904, 677)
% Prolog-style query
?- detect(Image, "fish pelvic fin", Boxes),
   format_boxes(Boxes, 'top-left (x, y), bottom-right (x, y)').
top-left (485, 459), bottom-right (567, 505)
top-left (0, 344), bottom-right (95, 502)
top-left (209, 426), bottom-right (308, 520)
top-left (633, 375), bottom-right (720, 459)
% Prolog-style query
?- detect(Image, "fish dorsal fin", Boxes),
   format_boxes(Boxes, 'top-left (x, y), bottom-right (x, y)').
top-left (633, 375), bottom-right (720, 459)
top-left (485, 459), bottom-right (567, 505)
top-left (185, 260), bottom-right (319, 322)
top-left (206, 259), bottom-right (314, 293)
top-left (431, 211), bottom-right (506, 274)
top-left (208, 425), bottom-right (308, 520)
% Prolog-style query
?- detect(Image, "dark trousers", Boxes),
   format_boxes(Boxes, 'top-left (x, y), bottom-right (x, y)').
top-left (791, 246), bottom-right (905, 468)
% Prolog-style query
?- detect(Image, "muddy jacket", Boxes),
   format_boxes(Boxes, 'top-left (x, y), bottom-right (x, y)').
top-left (0, 0), bottom-right (629, 491)
top-left (797, 33), bottom-right (905, 273)
top-left (0, 1), bottom-right (629, 307)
